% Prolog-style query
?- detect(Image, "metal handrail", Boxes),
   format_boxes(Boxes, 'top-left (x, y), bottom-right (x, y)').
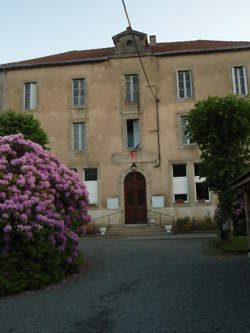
top-left (148, 209), bottom-right (174, 227)
top-left (91, 210), bottom-right (123, 230)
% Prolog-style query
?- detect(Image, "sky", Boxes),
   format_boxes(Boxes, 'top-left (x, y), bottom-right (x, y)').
top-left (1, 0), bottom-right (250, 64)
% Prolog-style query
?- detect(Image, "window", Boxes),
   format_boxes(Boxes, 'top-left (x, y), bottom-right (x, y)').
top-left (73, 79), bottom-right (85, 106)
top-left (180, 116), bottom-right (193, 145)
top-left (194, 163), bottom-right (210, 202)
top-left (84, 168), bottom-right (98, 206)
top-left (73, 122), bottom-right (86, 152)
top-left (126, 119), bottom-right (140, 148)
top-left (176, 70), bottom-right (193, 99)
top-left (232, 66), bottom-right (248, 95)
top-left (172, 164), bottom-right (188, 203)
top-left (24, 82), bottom-right (37, 109)
top-left (125, 74), bottom-right (139, 104)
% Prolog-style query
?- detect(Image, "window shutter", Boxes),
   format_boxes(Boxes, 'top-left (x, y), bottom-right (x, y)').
top-left (80, 79), bottom-right (85, 105)
top-left (243, 66), bottom-right (248, 95)
top-left (176, 71), bottom-right (180, 99)
top-left (73, 124), bottom-right (80, 151)
top-left (84, 168), bottom-right (98, 205)
top-left (188, 70), bottom-right (193, 98)
top-left (85, 181), bottom-right (98, 205)
top-left (80, 122), bottom-right (86, 151)
top-left (133, 75), bottom-right (139, 103)
top-left (126, 76), bottom-right (131, 102)
top-left (25, 84), bottom-right (30, 109)
top-left (30, 83), bottom-right (37, 109)
top-left (232, 67), bottom-right (236, 94)
top-left (133, 119), bottom-right (140, 147)
top-left (181, 116), bottom-right (188, 144)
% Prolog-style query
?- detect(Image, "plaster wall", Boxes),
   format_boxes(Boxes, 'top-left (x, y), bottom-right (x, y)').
top-left (3, 49), bottom-right (250, 222)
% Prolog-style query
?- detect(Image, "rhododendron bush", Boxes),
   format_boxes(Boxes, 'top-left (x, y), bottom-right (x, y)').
top-left (0, 134), bottom-right (91, 294)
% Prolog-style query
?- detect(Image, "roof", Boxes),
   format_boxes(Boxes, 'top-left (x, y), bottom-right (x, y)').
top-left (230, 170), bottom-right (250, 190)
top-left (1, 39), bottom-right (250, 70)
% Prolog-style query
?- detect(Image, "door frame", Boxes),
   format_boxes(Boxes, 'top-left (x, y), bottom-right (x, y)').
top-left (124, 170), bottom-right (148, 224)
top-left (120, 168), bottom-right (150, 224)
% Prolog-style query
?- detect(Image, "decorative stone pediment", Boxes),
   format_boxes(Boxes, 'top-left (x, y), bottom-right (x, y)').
top-left (112, 27), bottom-right (152, 58)
top-left (112, 151), bottom-right (158, 164)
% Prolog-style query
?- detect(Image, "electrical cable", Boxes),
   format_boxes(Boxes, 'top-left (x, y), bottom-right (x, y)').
top-left (121, 0), bottom-right (159, 103)
top-left (121, 0), bottom-right (161, 167)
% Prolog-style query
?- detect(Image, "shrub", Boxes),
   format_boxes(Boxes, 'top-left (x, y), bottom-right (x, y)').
top-left (232, 192), bottom-right (246, 236)
top-left (174, 216), bottom-right (216, 233)
top-left (0, 134), bottom-right (90, 295)
top-left (0, 110), bottom-right (49, 148)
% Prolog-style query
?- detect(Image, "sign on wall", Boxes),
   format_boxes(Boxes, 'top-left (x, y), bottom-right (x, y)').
top-left (107, 198), bottom-right (119, 210)
top-left (152, 195), bottom-right (165, 208)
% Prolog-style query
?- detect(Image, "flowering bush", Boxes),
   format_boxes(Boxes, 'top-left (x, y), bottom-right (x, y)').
top-left (0, 134), bottom-right (90, 294)
top-left (232, 192), bottom-right (246, 236)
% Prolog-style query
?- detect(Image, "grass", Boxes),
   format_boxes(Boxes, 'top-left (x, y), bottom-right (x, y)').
top-left (222, 236), bottom-right (248, 254)
top-left (207, 236), bottom-right (248, 259)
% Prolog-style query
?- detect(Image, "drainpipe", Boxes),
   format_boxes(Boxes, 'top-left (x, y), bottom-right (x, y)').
top-left (155, 97), bottom-right (161, 167)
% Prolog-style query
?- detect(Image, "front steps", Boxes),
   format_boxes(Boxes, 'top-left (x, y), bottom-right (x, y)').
top-left (105, 224), bottom-right (167, 237)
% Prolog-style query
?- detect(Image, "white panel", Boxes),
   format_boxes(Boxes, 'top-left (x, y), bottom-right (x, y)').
top-left (107, 198), bottom-right (119, 209)
top-left (133, 119), bottom-right (140, 147)
top-left (85, 180), bottom-right (98, 205)
top-left (30, 83), bottom-right (37, 109)
top-left (243, 66), bottom-right (248, 95)
top-left (173, 177), bottom-right (188, 195)
top-left (176, 71), bottom-right (180, 99)
top-left (195, 176), bottom-right (206, 183)
top-left (232, 67), bottom-right (236, 94)
top-left (152, 196), bottom-right (165, 208)
top-left (73, 124), bottom-right (80, 151)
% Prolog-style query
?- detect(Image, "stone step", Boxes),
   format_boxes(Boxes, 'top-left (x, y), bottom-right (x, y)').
top-left (104, 224), bottom-right (168, 236)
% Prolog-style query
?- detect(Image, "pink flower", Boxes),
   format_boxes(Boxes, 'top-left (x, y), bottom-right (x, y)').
top-left (3, 225), bottom-right (12, 233)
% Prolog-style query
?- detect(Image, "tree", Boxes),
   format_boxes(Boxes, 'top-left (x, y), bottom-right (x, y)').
top-left (186, 95), bottom-right (250, 239)
top-left (0, 110), bottom-right (48, 148)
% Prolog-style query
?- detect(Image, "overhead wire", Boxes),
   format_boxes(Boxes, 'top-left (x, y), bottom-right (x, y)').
top-left (121, 0), bottom-right (161, 166)
top-left (121, 0), bottom-right (159, 103)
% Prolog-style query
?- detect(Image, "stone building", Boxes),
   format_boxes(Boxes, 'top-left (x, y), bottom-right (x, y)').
top-left (1, 27), bottom-right (250, 226)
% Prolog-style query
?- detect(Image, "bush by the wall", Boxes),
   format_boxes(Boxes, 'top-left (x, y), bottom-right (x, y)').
top-left (0, 134), bottom-right (90, 295)
top-left (174, 216), bottom-right (216, 233)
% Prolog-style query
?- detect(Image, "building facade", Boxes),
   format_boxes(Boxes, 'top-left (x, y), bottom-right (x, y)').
top-left (1, 27), bottom-right (250, 226)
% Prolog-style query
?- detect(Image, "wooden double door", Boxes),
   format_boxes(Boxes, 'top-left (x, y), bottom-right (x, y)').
top-left (124, 171), bottom-right (147, 224)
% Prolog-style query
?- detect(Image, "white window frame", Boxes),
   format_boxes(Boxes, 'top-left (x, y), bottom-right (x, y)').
top-left (232, 66), bottom-right (248, 96)
top-left (24, 82), bottom-right (37, 110)
top-left (194, 164), bottom-right (210, 203)
top-left (125, 74), bottom-right (139, 104)
top-left (176, 70), bottom-right (193, 99)
top-left (72, 122), bottom-right (86, 152)
top-left (180, 115), bottom-right (193, 145)
top-left (126, 118), bottom-right (140, 149)
top-left (72, 78), bottom-right (86, 106)
top-left (83, 168), bottom-right (98, 206)
top-left (172, 164), bottom-right (189, 203)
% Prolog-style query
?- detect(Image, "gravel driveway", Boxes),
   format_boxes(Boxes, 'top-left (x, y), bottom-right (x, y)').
top-left (0, 236), bottom-right (250, 333)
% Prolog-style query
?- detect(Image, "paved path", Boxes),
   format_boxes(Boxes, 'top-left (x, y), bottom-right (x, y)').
top-left (1, 236), bottom-right (250, 333)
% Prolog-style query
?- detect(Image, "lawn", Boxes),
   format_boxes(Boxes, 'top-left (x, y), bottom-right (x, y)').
top-left (222, 236), bottom-right (248, 253)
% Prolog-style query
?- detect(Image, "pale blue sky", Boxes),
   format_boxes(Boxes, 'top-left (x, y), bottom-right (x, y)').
top-left (1, 0), bottom-right (250, 64)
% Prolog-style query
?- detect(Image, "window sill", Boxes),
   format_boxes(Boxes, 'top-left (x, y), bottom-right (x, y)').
top-left (24, 108), bottom-right (37, 112)
top-left (88, 204), bottom-right (98, 210)
top-left (195, 200), bottom-right (211, 205)
top-left (73, 150), bottom-right (87, 154)
top-left (177, 97), bottom-right (195, 102)
top-left (179, 143), bottom-right (198, 149)
top-left (174, 201), bottom-right (189, 205)
top-left (72, 105), bottom-right (87, 110)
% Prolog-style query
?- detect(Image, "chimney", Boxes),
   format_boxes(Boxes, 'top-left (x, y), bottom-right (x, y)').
top-left (149, 35), bottom-right (156, 46)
